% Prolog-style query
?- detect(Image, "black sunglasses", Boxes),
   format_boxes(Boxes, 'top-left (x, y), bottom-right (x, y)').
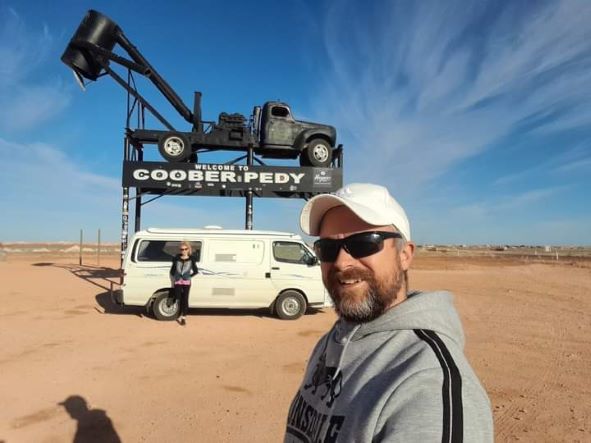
top-left (314, 231), bottom-right (403, 262)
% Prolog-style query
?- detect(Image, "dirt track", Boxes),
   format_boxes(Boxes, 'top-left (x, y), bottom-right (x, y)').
top-left (0, 254), bottom-right (589, 442)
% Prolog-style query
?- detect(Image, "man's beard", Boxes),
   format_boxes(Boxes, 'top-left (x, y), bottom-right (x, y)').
top-left (325, 260), bottom-right (404, 323)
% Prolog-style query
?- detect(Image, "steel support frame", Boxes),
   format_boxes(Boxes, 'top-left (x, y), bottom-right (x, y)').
top-left (117, 70), bottom-right (342, 262)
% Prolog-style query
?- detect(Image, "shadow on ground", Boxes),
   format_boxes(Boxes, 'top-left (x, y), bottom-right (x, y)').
top-left (33, 262), bottom-right (325, 321)
top-left (59, 394), bottom-right (121, 443)
top-left (32, 262), bottom-right (120, 291)
top-left (95, 291), bottom-right (145, 317)
top-left (96, 291), bottom-right (324, 321)
top-left (188, 307), bottom-right (324, 319)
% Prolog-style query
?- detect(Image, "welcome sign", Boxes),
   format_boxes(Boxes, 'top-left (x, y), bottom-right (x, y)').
top-left (122, 161), bottom-right (342, 197)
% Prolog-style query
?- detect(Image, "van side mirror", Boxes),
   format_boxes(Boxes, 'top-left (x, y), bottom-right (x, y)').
top-left (305, 255), bottom-right (318, 266)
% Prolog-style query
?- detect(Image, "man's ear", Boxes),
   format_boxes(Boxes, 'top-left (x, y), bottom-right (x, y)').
top-left (399, 241), bottom-right (415, 271)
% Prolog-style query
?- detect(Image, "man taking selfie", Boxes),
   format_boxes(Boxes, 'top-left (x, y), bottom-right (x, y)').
top-left (284, 183), bottom-right (493, 443)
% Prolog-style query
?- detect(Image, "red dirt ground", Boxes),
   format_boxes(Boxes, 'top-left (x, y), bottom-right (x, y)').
top-left (0, 253), bottom-right (589, 442)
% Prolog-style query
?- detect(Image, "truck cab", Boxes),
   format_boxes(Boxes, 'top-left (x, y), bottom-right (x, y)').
top-left (257, 101), bottom-right (337, 167)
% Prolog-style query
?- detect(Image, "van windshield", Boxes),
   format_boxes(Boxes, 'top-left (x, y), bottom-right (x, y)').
top-left (136, 240), bottom-right (202, 262)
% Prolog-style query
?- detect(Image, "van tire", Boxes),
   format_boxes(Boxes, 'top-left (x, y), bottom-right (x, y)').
top-left (152, 291), bottom-right (179, 321)
top-left (275, 291), bottom-right (307, 320)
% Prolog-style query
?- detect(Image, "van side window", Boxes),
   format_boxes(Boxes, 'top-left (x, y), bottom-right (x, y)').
top-left (137, 240), bottom-right (202, 262)
top-left (273, 242), bottom-right (310, 264)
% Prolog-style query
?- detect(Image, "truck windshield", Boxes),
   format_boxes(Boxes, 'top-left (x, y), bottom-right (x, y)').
top-left (271, 106), bottom-right (290, 118)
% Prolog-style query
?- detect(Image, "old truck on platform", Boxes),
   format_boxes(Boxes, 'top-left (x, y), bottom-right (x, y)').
top-left (61, 10), bottom-right (340, 167)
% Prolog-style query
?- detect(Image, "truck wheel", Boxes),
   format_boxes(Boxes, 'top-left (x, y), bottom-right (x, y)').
top-left (158, 132), bottom-right (191, 162)
top-left (275, 290), bottom-right (307, 320)
top-left (304, 139), bottom-right (332, 167)
top-left (152, 291), bottom-right (179, 321)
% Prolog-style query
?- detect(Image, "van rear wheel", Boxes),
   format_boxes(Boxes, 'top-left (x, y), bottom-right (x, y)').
top-left (275, 291), bottom-right (307, 320)
top-left (152, 291), bottom-right (179, 321)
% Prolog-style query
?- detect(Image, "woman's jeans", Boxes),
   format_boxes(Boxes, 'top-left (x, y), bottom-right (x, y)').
top-left (174, 284), bottom-right (191, 317)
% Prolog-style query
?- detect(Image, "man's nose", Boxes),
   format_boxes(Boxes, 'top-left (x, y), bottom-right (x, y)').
top-left (332, 244), bottom-right (357, 269)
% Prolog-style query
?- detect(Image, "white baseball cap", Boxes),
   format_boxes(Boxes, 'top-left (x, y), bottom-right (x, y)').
top-left (300, 183), bottom-right (411, 240)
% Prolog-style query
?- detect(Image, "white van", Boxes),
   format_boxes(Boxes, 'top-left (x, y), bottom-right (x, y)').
top-left (115, 227), bottom-right (330, 320)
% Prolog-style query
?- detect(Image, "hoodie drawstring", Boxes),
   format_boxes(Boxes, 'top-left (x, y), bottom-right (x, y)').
top-left (333, 323), bottom-right (361, 383)
top-left (322, 323), bottom-right (362, 436)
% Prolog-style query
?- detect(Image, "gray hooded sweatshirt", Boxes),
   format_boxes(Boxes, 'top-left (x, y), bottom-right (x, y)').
top-left (284, 291), bottom-right (493, 442)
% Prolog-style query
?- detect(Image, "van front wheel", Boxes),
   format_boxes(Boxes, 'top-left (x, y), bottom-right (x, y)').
top-left (152, 291), bottom-right (179, 321)
top-left (275, 291), bottom-right (307, 320)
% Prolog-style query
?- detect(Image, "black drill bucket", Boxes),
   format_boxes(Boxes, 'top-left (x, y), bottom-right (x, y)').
top-left (61, 10), bottom-right (119, 81)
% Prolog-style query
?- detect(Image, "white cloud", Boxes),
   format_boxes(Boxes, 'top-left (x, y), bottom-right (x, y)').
top-left (311, 0), bottom-right (591, 196)
top-left (411, 186), bottom-right (585, 245)
top-left (0, 138), bottom-right (119, 205)
top-left (553, 157), bottom-right (591, 174)
top-left (0, 8), bottom-right (52, 86)
top-left (0, 137), bottom-right (118, 241)
top-left (452, 186), bottom-right (568, 217)
top-left (0, 138), bottom-right (305, 241)
top-left (303, 0), bottom-right (591, 245)
top-left (0, 6), bottom-right (71, 132)
top-left (495, 186), bottom-right (569, 211)
top-left (493, 143), bottom-right (591, 185)
top-left (0, 84), bottom-right (71, 131)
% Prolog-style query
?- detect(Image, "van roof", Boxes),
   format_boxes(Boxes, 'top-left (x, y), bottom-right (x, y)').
top-left (139, 227), bottom-right (302, 239)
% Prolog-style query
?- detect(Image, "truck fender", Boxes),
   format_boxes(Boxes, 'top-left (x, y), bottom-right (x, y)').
top-left (294, 130), bottom-right (334, 152)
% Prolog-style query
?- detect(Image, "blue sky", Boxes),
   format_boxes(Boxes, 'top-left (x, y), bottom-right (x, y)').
top-left (1, 0), bottom-right (590, 245)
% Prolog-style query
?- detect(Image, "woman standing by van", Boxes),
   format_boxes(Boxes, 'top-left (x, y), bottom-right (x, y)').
top-left (169, 241), bottom-right (198, 325)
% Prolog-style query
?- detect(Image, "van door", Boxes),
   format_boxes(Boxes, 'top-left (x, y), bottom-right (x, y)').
top-left (270, 241), bottom-right (325, 305)
top-left (197, 238), bottom-right (276, 307)
top-left (123, 239), bottom-right (202, 305)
